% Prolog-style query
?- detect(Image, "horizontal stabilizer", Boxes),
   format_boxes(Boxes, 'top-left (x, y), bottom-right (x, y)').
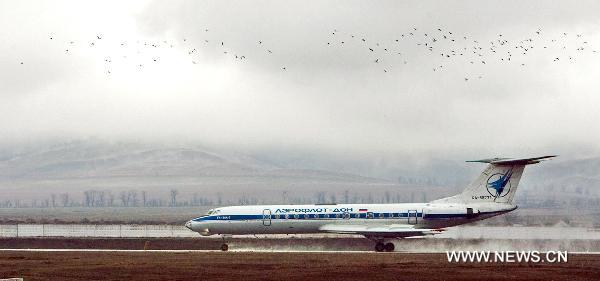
top-left (466, 155), bottom-right (557, 165)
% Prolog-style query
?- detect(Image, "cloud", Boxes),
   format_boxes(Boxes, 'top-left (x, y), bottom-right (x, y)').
top-left (1, 0), bottom-right (600, 160)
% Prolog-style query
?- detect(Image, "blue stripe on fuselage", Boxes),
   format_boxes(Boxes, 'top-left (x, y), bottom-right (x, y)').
top-left (191, 210), bottom-right (507, 222)
top-left (192, 212), bottom-right (424, 222)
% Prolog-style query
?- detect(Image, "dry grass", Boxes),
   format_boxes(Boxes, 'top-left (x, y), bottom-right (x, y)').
top-left (0, 251), bottom-right (598, 281)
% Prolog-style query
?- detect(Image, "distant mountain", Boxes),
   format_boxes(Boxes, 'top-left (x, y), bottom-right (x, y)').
top-left (0, 140), bottom-right (384, 183)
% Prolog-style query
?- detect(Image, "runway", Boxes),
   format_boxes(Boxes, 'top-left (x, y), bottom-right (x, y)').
top-left (3, 236), bottom-right (600, 253)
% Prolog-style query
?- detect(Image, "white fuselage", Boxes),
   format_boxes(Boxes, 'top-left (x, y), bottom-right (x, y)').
top-left (186, 202), bottom-right (516, 237)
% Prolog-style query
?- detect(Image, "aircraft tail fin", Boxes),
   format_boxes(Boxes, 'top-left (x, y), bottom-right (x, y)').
top-left (432, 155), bottom-right (556, 204)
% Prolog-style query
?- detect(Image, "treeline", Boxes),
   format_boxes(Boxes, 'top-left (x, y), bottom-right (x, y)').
top-left (3, 186), bottom-right (599, 209)
top-left (397, 176), bottom-right (456, 186)
top-left (0, 189), bottom-right (432, 208)
top-left (0, 189), bottom-right (215, 208)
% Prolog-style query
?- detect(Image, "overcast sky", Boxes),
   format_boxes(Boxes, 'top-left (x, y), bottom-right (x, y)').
top-left (1, 0), bottom-right (600, 160)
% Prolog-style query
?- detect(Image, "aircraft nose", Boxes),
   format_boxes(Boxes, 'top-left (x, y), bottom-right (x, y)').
top-left (185, 220), bottom-right (193, 230)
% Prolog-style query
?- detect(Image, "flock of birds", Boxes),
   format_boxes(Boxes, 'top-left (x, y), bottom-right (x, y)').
top-left (326, 27), bottom-right (597, 81)
top-left (28, 27), bottom-right (599, 81)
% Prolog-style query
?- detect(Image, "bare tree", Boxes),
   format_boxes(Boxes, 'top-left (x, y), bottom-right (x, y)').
top-left (83, 191), bottom-right (91, 207)
top-left (315, 192), bottom-right (326, 204)
top-left (97, 190), bottom-right (106, 207)
top-left (128, 190), bottom-right (139, 207)
top-left (119, 191), bottom-right (128, 207)
top-left (107, 192), bottom-right (114, 207)
top-left (141, 190), bottom-right (147, 207)
top-left (170, 189), bottom-right (178, 207)
top-left (281, 191), bottom-right (288, 203)
top-left (60, 193), bottom-right (70, 207)
top-left (384, 191), bottom-right (391, 203)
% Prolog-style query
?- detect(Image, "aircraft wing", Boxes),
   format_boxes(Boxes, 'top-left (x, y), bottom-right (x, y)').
top-left (319, 224), bottom-right (445, 238)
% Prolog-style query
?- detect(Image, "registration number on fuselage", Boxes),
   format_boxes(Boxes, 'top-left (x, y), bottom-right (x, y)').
top-left (472, 195), bottom-right (494, 200)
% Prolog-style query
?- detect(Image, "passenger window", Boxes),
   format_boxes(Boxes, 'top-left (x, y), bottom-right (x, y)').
top-left (343, 212), bottom-right (350, 219)
top-left (379, 213), bottom-right (384, 218)
top-left (367, 212), bottom-right (374, 219)
top-left (285, 214), bottom-right (289, 219)
top-left (275, 214), bottom-right (281, 219)
top-left (324, 214), bottom-right (330, 218)
top-left (294, 214), bottom-right (299, 219)
top-left (335, 213), bottom-right (340, 218)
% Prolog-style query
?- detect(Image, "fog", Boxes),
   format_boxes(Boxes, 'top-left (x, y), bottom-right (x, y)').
top-left (1, 0), bottom-right (600, 161)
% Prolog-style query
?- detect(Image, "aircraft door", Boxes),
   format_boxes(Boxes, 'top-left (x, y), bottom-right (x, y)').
top-left (408, 210), bottom-right (418, 224)
top-left (262, 209), bottom-right (272, 226)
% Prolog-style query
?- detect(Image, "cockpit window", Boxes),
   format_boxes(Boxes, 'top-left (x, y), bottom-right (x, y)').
top-left (205, 209), bottom-right (220, 216)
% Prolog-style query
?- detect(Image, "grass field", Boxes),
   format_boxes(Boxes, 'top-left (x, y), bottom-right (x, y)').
top-left (0, 251), bottom-right (598, 281)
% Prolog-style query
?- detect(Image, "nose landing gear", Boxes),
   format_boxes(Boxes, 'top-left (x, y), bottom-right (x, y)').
top-left (220, 235), bottom-right (230, 251)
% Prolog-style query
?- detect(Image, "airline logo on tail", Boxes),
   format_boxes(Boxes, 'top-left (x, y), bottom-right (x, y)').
top-left (486, 169), bottom-right (513, 198)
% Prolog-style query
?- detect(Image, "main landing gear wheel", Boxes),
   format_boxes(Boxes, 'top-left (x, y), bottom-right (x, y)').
top-left (374, 242), bottom-right (395, 252)
top-left (384, 242), bottom-right (395, 252)
top-left (375, 242), bottom-right (385, 252)
top-left (220, 243), bottom-right (229, 251)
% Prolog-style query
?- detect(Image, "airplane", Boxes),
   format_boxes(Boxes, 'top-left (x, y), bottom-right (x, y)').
top-left (185, 155), bottom-right (555, 252)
